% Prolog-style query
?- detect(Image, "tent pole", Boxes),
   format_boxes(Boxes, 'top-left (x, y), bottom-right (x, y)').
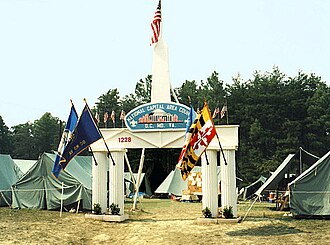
top-left (76, 199), bottom-right (80, 214)
top-left (124, 152), bottom-right (138, 191)
top-left (241, 196), bottom-right (258, 223)
top-left (0, 191), bottom-right (11, 208)
top-left (60, 182), bottom-right (64, 217)
top-left (299, 147), bottom-right (302, 174)
top-left (132, 148), bottom-right (145, 210)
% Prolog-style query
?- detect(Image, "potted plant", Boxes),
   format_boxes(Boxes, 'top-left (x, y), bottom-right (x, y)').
top-left (110, 203), bottom-right (120, 215)
top-left (93, 203), bottom-right (102, 215)
top-left (202, 207), bottom-right (212, 218)
top-left (223, 206), bottom-right (234, 219)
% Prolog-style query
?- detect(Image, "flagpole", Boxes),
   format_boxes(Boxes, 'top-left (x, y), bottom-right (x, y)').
top-left (204, 151), bottom-right (210, 165)
top-left (160, 0), bottom-right (163, 39)
top-left (60, 182), bottom-right (64, 217)
top-left (225, 99), bottom-right (229, 125)
top-left (83, 98), bottom-right (116, 165)
top-left (89, 147), bottom-right (99, 166)
top-left (217, 101), bottom-right (220, 125)
top-left (216, 132), bottom-right (227, 165)
top-left (206, 100), bottom-right (227, 165)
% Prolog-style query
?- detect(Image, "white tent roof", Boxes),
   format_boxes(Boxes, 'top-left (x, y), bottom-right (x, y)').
top-left (155, 166), bottom-right (221, 196)
top-left (255, 154), bottom-right (295, 197)
top-left (13, 159), bottom-right (37, 174)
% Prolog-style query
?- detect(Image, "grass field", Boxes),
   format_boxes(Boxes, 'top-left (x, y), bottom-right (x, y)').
top-left (0, 199), bottom-right (329, 244)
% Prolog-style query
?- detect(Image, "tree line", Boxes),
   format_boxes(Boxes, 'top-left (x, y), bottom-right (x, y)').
top-left (1, 67), bottom-right (329, 190)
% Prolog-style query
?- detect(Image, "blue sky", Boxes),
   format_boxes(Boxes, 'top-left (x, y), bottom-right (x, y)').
top-left (1, 0), bottom-right (329, 127)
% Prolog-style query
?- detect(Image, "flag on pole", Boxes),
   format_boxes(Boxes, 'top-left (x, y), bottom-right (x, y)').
top-left (94, 111), bottom-right (100, 124)
top-left (111, 110), bottom-right (115, 126)
top-left (150, 0), bottom-right (162, 45)
top-left (58, 103), bottom-right (103, 172)
top-left (185, 104), bottom-right (197, 135)
top-left (52, 102), bottom-right (78, 178)
top-left (178, 102), bottom-right (217, 180)
top-left (120, 110), bottom-right (126, 120)
top-left (212, 107), bottom-right (220, 119)
top-left (176, 104), bottom-right (197, 170)
top-left (220, 105), bottom-right (227, 119)
top-left (104, 112), bottom-right (109, 124)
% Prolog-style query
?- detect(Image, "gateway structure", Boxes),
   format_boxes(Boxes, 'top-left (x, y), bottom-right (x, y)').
top-left (90, 1), bottom-right (239, 218)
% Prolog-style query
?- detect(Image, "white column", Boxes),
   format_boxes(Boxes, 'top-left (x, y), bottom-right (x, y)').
top-left (108, 149), bottom-right (125, 215)
top-left (220, 149), bottom-right (237, 217)
top-left (201, 150), bottom-right (218, 218)
top-left (92, 152), bottom-right (108, 213)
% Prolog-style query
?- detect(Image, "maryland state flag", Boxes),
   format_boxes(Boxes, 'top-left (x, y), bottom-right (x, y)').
top-left (178, 102), bottom-right (217, 180)
top-left (58, 103), bottom-right (102, 172)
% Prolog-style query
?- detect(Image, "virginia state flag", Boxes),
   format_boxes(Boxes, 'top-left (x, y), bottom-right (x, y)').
top-left (185, 104), bottom-right (197, 135)
top-left (178, 102), bottom-right (216, 180)
top-left (177, 104), bottom-right (196, 170)
top-left (59, 104), bottom-right (102, 171)
top-left (52, 103), bottom-right (78, 178)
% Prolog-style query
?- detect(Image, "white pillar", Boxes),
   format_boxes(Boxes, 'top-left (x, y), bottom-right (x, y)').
top-left (92, 152), bottom-right (108, 213)
top-left (201, 150), bottom-right (218, 218)
top-left (220, 149), bottom-right (237, 217)
top-left (108, 149), bottom-right (125, 215)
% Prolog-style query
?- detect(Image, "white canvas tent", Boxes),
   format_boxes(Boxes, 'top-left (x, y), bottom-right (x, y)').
top-left (155, 166), bottom-right (221, 196)
top-left (124, 172), bottom-right (146, 197)
top-left (255, 148), bottom-right (320, 199)
top-left (255, 154), bottom-right (295, 198)
top-left (243, 176), bottom-right (267, 200)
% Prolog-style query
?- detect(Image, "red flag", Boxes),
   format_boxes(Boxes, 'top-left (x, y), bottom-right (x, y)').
top-left (150, 0), bottom-right (162, 45)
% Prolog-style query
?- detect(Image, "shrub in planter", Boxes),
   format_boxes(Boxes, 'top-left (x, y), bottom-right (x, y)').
top-left (93, 203), bottom-right (102, 215)
top-left (223, 206), bottom-right (233, 219)
top-left (202, 207), bottom-right (212, 218)
top-left (110, 203), bottom-right (120, 215)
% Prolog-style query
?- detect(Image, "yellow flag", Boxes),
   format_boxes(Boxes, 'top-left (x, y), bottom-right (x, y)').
top-left (178, 102), bottom-right (216, 180)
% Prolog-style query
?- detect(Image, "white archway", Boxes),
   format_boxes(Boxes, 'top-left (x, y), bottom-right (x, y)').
top-left (91, 125), bottom-right (239, 218)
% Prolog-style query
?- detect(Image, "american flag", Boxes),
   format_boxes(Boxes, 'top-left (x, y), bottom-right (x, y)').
top-left (212, 107), bottom-right (220, 119)
top-left (150, 0), bottom-right (162, 45)
top-left (220, 105), bottom-right (227, 119)
top-left (120, 110), bottom-right (126, 120)
top-left (103, 112), bottom-right (109, 123)
top-left (111, 110), bottom-right (115, 124)
top-left (94, 112), bottom-right (100, 124)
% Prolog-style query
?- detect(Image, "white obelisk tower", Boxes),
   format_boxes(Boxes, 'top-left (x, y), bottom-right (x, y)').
top-left (150, 0), bottom-right (171, 103)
